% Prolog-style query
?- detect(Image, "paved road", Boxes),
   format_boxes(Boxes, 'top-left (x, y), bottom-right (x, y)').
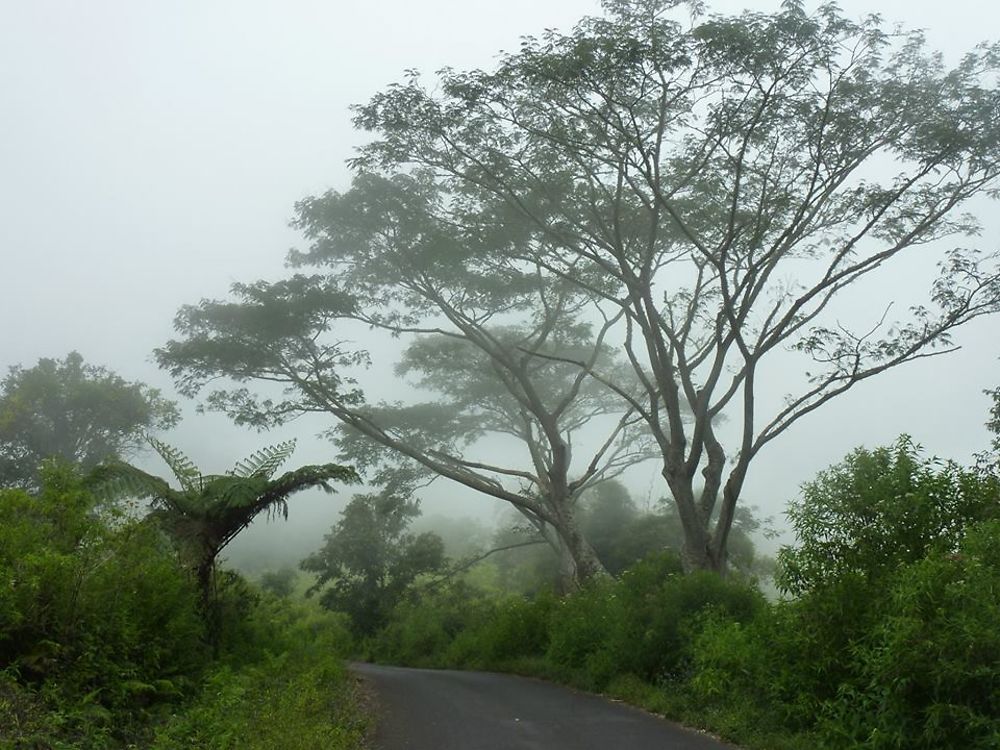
top-left (351, 663), bottom-right (737, 750)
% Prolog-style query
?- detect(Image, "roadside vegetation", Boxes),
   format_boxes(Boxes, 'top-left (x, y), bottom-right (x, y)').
top-left (353, 438), bottom-right (1000, 750)
top-left (0, 465), bottom-right (369, 749)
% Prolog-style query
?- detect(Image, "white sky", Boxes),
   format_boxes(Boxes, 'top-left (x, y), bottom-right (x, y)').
top-left (2, 0), bottom-right (997, 561)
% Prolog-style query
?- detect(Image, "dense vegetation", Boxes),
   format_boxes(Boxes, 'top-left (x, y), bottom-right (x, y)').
top-left (0, 466), bottom-right (368, 749)
top-left (357, 438), bottom-right (1000, 750)
top-left (3, 1), bottom-right (999, 747)
top-left (0, 353), bottom-right (179, 492)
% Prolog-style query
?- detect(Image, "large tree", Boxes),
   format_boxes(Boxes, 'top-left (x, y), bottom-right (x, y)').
top-left (158, 1), bottom-right (1000, 573)
top-left (0, 352), bottom-right (180, 490)
top-left (340, 0), bottom-right (1000, 570)
top-left (156, 206), bottom-right (658, 585)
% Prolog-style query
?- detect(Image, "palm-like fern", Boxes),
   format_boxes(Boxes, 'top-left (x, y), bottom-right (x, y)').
top-left (89, 438), bottom-right (359, 604)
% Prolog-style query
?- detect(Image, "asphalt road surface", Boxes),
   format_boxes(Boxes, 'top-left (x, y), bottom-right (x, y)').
top-left (352, 663), bottom-right (738, 750)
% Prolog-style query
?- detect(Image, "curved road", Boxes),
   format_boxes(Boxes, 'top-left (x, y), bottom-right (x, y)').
top-left (352, 663), bottom-right (738, 750)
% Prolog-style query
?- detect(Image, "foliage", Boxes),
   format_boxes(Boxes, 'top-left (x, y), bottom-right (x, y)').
top-left (362, 432), bottom-right (1000, 750)
top-left (579, 481), bottom-right (774, 578)
top-left (0, 464), bottom-right (366, 748)
top-left (347, 0), bottom-right (1000, 570)
top-left (578, 481), bottom-right (668, 576)
top-left (0, 352), bottom-right (179, 490)
top-left (156, 272), bottom-right (648, 585)
top-left (0, 465), bottom-right (207, 747)
top-left (257, 567), bottom-right (297, 598)
top-left (778, 436), bottom-right (999, 595)
top-left (89, 438), bottom-right (359, 607)
top-left (150, 600), bottom-right (367, 750)
top-left (819, 519), bottom-right (1000, 749)
top-left (301, 488), bottom-right (446, 635)
top-left (368, 583), bottom-right (493, 667)
top-left (160, 2), bottom-right (1000, 572)
top-left (545, 554), bottom-right (764, 688)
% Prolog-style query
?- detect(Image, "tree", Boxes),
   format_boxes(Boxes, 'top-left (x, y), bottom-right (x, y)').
top-left (157, 237), bottom-right (658, 588)
top-left (158, 1), bottom-right (1000, 573)
top-left (578, 480), bottom-right (771, 576)
top-left (301, 487), bottom-right (445, 635)
top-left (89, 438), bottom-right (358, 606)
top-left (342, 0), bottom-right (1000, 570)
top-left (0, 352), bottom-right (180, 490)
top-left (332, 328), bottom-right (661, 584)
top-left (258, 567), bottom-right (297, 598)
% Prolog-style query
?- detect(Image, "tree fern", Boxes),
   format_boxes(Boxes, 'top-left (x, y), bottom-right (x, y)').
top-left (88, 441), bottom-right (360, 612)
top-left (86, 460), bottom-right (176, 505)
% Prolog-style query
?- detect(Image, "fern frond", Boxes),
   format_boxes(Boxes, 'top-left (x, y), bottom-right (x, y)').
top-left (229, 439), bottom-right (297, 479)
top-left (86, 461), bottom-right (175, 504)
top-left (147, 436), bottom-right (202, 491)
top-left (266, 463), bottom-right (360, 498)
top-left (212, 475), bottom-right (269, 511)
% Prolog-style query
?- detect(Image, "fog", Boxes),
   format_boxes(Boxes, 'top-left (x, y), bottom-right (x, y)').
top-left (2, 0), bottom-right (997, 571)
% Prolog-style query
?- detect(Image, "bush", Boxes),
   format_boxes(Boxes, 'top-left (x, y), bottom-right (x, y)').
top-left (367, 584), bottom-right (491, 666)
top-left (771, 438), bottom-right (1000, 744)
top-left (819, 519), bottom-right (1000, 749)
top-left (688, 601), bottom-right (825, 735)
top-left (545, 578), bottom-right (618, 675)
top-left (0, 469), bottom-right (207, 746)
top-left (779, 437), bottom-right (998, 596)
top-left (609, 566), bottom-right (764, 685)
top-left (466, 592), bottom-right (556, 666)
top-left (151, 617), bottom-right (367, 750)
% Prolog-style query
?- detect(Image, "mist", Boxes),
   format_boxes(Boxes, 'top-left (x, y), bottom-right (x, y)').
top-left (2, 0), bottom-right (997, 574)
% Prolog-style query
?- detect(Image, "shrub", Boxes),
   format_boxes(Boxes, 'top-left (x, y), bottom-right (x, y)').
top-left (546, 579), bottom-right (618, 674)
top-left (0, 468), bottom-right (207, 745)
top-left (151, 629), bottom-right (367, 750)
top-left (689, 601), bottom-right (825, 733)
top-left (471, 592), bottom-right (556, 665)
top-left (819, 519), bottom-right (1000, 749)
top-left (779, 437), bottom-right (998, 596)
top-left (368, 584), bottom-right (490, 666)
top-left (598, 554), bottom-right (763, 685)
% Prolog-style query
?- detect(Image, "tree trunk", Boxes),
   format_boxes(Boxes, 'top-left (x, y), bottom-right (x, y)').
top-left (665, 469), bottom-right (727, 574)
top-left (551, 505), bottom-right (609, 590)
top-left (680, 533), bottom-right (726, 574)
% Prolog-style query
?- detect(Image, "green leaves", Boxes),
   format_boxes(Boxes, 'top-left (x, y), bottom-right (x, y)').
top-left (229, 440), bottom-right (297, 480)
top-left (149, 437), bottom-right (202, 491)
top-left (89, 441), bottom-right (359, 605)
top-left (777, 436), bottom-right (1000, 596)
top-left (0, 352), bottom-right (180, 490)
top-left (302, 488), bottom-right (446, 635)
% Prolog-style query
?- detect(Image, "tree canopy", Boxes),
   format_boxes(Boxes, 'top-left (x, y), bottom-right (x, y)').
top-left (344, 0), bottom-right (1000, 569)
top-left (158, 0), bottom-right (1000, 572)
top-left (778, 436), bottom-right (1000, 596)
top-left (157, 193), bottom-right (659, 585)
top-left (0, 352), bottom-right (180, 490)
